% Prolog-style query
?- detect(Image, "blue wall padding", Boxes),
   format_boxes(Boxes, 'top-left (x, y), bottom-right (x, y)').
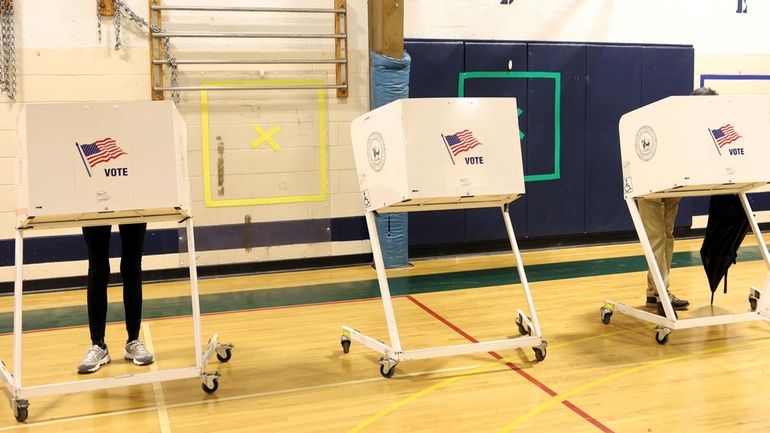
top-left (461, 42), bottom-right (529, 238)
top-left (404, 39), bottom-right (695, 242)
top-left (584, 45), bottom-right (642, 233)
top-left (405, 41), bottom-right (464, 97)
top-left (401, 41), bottom-right (464, 249)
top-left (641, 45), bottom-right (697, 227)
top-left (409, 211), bottom-right (467, 246)
top-left (370, 51), bottom-right (411, 267)
top-left (526, 43), bottom-right (587, 237)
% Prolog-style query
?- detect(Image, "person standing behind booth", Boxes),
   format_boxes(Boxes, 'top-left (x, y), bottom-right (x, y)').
top-left (640, 86), bottom-right (719, 312)
top-left (77, 223), bottom-right (154, 374)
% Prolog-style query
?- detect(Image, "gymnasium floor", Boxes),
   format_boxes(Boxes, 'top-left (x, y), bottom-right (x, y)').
top-left (1, 235), bottom-right (770, 432)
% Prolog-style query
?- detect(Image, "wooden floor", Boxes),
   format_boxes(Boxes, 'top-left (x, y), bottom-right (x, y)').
top-left (2, 235), bottom-right (770, 432)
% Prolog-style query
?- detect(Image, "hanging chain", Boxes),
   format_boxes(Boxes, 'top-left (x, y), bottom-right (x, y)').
top-left (0, 0), bottom-right (16, 102)
top-left (110, 0), bottom-right (180, 104)
top-left (97, 1), bottom-right (103, 43)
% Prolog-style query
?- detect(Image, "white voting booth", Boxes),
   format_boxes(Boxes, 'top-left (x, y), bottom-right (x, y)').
top-left (601, 95), bottom-right (770, 344)
top-left (341, 98), bottom-right (547, 377)
top-left (6, 101), bottom-right (232, 422)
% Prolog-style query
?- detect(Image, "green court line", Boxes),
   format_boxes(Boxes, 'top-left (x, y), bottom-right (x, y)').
top-left (457, 71), bottom-right (562, 182)
top-left (0, 246), bottom-right (762, 334)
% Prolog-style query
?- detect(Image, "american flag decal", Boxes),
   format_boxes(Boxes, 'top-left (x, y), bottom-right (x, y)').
top-left (710, 124), bottom-right (741, 148)
top-left (443, 130), bottom-right (482, 156)
top-left (79, 138), bottom-right (127, 167)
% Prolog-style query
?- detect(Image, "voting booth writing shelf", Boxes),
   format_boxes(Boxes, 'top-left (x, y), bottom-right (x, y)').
top-left (600, 95), bottom-right (770, 345)
top-left (5, 101), bottom-right (233, 422)
top-left (340, 98), bottom-right (547, 378)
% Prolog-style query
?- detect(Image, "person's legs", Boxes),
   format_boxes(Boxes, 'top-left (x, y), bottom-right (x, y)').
top-left (639, 198), bottom-right (668, 298)
top-left (662, 197), bottom-right (688, 310)
top-left (83, 226), bottom-right (112, 346)
top-left (663, 197), bottom-right (681, 279)
top-left (79, 225), bottom-right (112, 373)
top-left (639, 198), bottom-right (689, 310)
top-left (119, 223), bottom-right (146, 341)
top-left (118, 223), bottom-right (153, 365)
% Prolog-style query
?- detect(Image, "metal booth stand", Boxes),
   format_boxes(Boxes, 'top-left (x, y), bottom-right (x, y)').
top-left (340, 98), bottom-right (547, 377)
top-left (600, 95), bottom-right (770, 344)
top-left (4, 101), bottom-right (233, 422)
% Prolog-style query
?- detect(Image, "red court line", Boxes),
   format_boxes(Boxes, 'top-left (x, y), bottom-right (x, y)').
top-left (406, 294), bottom-right (614, 433)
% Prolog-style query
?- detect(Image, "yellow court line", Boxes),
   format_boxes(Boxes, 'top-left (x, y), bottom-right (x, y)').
top-left (345, 326), bottom-right (641, 433)
top-left (143, 323), bottom-right (171, 433)
top-left (199, 80), bottom-right (329, 207)
top-left (495, 341), bottom-right (750, 432)
top-left (0, 365), bottom-right (482, 431)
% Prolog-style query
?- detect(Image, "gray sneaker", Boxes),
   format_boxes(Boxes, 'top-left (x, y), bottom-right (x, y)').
top-left (124, 339), bottom-right (154, 366)
top-left (77, 345), bottom-right (111, 374)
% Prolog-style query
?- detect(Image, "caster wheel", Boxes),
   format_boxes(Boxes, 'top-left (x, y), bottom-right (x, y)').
top-left (341, 339), bottom-right (351, 354)
top-left (202, 378), bottom-right (219, 394)
top-left (515, 315), bottom-right (530, 336)
top-left (600, 308), bottom-right (613, 325)
top-left (655, 329), bottom-right (670, 345)
top-left (533, 346), bottom-right (546, 361)
top-left (379, 364), bottom-right (395, 378)
top-left (216, 348), bottom-right (232, 363)
top-left (749, 297), bottom-right (758, 312)
top-left (14, 406), bottom-right (28, 423)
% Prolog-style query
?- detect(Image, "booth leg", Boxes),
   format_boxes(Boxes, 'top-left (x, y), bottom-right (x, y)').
top-left (13, 229), bottom-right (24, 392)
top-left (365, 211), bottom-right (403, 353)
top-left (626, 198), bottom-right (677, 321)
top-left (502, 206), bottom-right (542, 339)
top-left (739, 193), bottom-right (770, 315)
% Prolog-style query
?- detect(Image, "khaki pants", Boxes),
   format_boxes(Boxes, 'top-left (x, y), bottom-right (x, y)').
top-left (638, 197), bottom-right (681, 297)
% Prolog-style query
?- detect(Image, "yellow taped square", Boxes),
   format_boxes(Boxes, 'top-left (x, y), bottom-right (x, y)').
top-left (200, 80), bottom-right (328, 207)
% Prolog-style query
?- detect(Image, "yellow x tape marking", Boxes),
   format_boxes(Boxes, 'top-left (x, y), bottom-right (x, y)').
top-left (251, 124), bottom-right (282, 152)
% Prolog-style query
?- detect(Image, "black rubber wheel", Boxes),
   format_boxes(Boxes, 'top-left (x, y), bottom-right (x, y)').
top-left (202, 378), bottom-right (219, 394)
top-left (601, 311), bottom-right (613, 325)
top-left (379, 364), bottom-right (395, 378)
top-left (14, 406), bottom-right (28, 423)
top-left (515, 316), bottom-right (530, 336)
top-left (655, 332), bottom-right (669, 345)
top-left (216, 348), bottom-right (232, 363)
top-left (533, 347), bottom-right (546, 361)
top-left (750, 297), bottom-right (758, 312)
top-left (341, 339), bottom-right (351, 354)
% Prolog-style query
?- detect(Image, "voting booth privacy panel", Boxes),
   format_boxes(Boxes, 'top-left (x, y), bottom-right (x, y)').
top-left (16, 101), bottom-right (191, 229)
top-left (601, 95), bottom-right (770, 345)
top-left (351, 98), bottom-right (524, 213)
top-left (619, 96), bottom-right (769, 199)
top-left (5, 101), bottom-right (230, 423)
top-left (342, 98), bottom-right (546, 377)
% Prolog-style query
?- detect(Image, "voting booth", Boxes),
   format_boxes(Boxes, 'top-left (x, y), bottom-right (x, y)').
top-left (15, 102), bottom-right (191, 229)
top-left (601, 95), bottom-right (770, 344)
top-left (341, 98), bottom-right (547, 377)
top-left (4, 101), bottom-right (232, 422)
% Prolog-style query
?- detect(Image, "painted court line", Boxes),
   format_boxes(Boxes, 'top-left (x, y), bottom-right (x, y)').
top-left (346, 295), bottom-right (632, 432)
top-left (495, 341), bottom-right (746, 432)
top-left (142, 323), bottom-right (172, 433)
top-left (0, 364), bottom-right (481, 430)
top-left (405, 294), bottom-right (615, 433)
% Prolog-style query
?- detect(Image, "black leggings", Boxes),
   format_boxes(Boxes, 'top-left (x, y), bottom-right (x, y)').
top-left (82, 223), bottom-right (147, 346)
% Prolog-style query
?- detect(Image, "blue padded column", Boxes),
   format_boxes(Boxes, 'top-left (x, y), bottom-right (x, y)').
top-left (370, 51), bottom-right (411, 267)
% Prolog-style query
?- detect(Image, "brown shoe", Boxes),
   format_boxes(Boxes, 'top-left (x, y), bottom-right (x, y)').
top-left (646, 294), bottom-right (689, 311)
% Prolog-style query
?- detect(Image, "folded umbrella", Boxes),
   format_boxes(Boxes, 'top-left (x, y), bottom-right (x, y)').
top-left (700, 194), bottom-right (750, 304)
